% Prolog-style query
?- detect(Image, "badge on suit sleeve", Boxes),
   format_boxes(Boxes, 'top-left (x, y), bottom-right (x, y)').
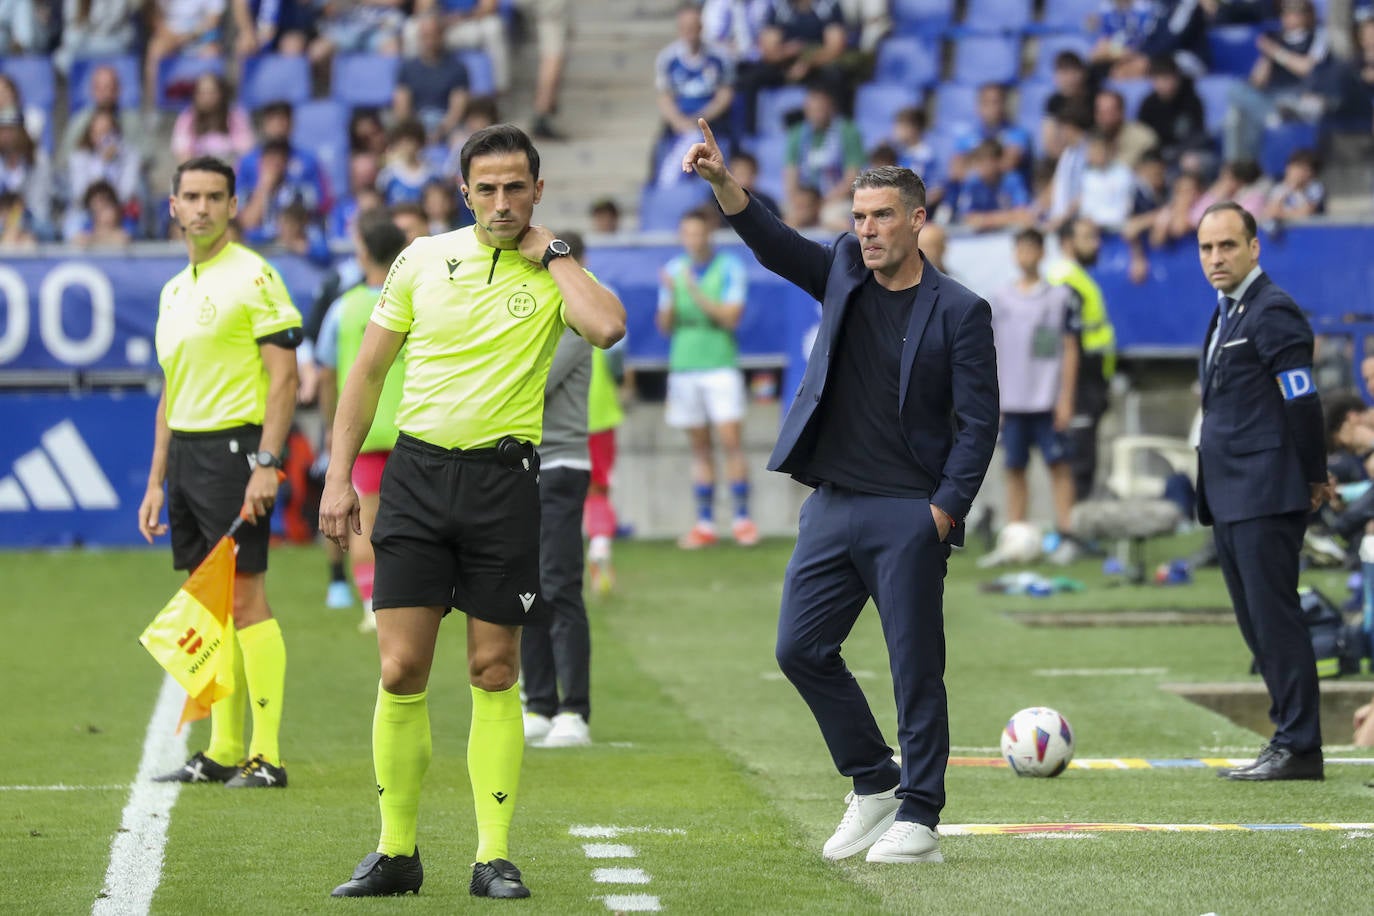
top-left (1276, 367), bottom-right (1316, 400)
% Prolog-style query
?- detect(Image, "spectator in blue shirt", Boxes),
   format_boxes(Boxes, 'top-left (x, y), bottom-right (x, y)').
top-left (888, 106), bottom-right (944, 208)
top-left (376, 118), bottom-right (435, 205)
top-left (1224, 0), bottom-right (1332, 160)
top-left (240, 137), bottom-right (326, 244)
top-left (1089, 0), bottom-right (1156, 76)
top-left (954, 138), bottom-right (1032, 231)
top-left (238, 101), bottom-right (330, 234)
top-left (394, 12), bottom-right (471, 144)
top-left (953, 83), bottom-right (1032, 182)
top-left (1262, 147), bottom-right (1326, 221)
top-left (328, 152), bottom-right (382, 244)
top-left (783, 83), bottom-right (865, 223)
top-left (653, 3), bottom-right (736, 182)
top-left (736, 0), bottom-right (850, 133)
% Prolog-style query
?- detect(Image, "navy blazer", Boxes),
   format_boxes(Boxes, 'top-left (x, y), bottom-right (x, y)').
top-left (1196, 271), bottom-right (1325, 526)
top-left (724, 196), bottom-right (999, 547)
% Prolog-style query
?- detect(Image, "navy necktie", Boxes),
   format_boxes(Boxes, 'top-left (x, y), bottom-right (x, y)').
top-left (1217, 296), bottom-right (1235, 338)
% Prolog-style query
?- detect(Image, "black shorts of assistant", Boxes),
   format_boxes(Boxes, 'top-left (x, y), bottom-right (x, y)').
top-left (371, 433), bottom-right (546, 626)
top-left (167, 425), bottom-right (269, 573)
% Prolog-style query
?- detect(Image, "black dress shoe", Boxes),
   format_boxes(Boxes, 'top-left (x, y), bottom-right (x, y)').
top-left (330, 848), bottom-right (423, 896)
top-left (1216, 744), bottom-right (1276, 778)
top-left (1225, 746), bottom-right (1323, 781)
top-left (471, 858), bottom-right (531, 898)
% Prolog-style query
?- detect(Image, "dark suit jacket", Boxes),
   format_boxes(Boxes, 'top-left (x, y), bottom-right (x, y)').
top-left (724, 195), bottom-right (999, 548)
top-left (1196, 271), bottom-right (1325, 526)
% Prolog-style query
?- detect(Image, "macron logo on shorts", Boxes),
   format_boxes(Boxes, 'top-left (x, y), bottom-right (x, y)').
top-left (519, 592), bottom-right (536, 613)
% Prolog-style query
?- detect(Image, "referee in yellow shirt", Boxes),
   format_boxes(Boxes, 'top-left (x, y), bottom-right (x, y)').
top-left (138, 156), bottom-right (302, 788)
top-left (320, 125), bottom-right (626, 900)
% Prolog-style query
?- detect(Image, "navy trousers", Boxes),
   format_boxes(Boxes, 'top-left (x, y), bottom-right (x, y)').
top-left (1212, 511), bottom-right (1322, 753)
top-left (775, 484), bottom-right (951, 828)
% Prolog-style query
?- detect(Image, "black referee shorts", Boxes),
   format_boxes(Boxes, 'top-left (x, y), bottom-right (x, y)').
top-left (371, 433), bottom-right (546, 626)
top-left (167, 425), bottom-right (270, 573)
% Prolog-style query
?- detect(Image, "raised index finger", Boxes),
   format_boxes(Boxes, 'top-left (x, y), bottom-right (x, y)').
top-left (698, 118), bottom-right (720, 154)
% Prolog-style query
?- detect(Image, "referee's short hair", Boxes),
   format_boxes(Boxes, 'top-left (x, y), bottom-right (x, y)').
top-left (852, 165), bottom-right (927, 213)
top-left (460, 124), bottom-right (541, 182)
top-left (173, 156), bottom-right (236, 197)
top-left (356, 206), bottom-right (407, 268)
top-left (1199, 201), bottom-right (1258, 241)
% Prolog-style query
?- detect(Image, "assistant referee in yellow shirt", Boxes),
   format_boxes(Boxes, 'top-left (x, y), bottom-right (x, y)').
top-left (320, 125), bottom-right (625, 900)
top-left (138, 156), bottom-right (302, 789)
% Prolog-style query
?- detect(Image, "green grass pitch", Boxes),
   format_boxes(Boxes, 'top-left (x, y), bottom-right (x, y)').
top-left (3, 535), bottom-right (1372, 913)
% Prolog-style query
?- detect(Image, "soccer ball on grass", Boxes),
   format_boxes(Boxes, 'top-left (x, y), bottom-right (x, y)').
top-left (1000, 706), bottom-right (1075, 777)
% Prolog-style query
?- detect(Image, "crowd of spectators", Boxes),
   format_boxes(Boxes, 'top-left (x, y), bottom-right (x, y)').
top-left (0, 0), bottom-right (568, 250)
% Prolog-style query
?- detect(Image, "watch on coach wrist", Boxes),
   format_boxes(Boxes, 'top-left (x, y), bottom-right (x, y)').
top-left (541, 238), bottom-right (572, 269)
top-left (254, 450), bottom-right (282, 469)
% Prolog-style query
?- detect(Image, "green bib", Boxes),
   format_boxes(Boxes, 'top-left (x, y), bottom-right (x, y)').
top-left (336, 284), bottom-right (403, 453)
top-left (668, 255), bottom-right (739, 372)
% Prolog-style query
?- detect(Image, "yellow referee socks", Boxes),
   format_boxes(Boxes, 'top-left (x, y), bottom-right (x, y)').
top-left (204, 629), bottom-right (246, 766)
top-left (374, 685), bottom-right (431, 857)
top-left (237, 617), bottom-right (286, 766)
top-left (469, 684), bottom-right (524, 862)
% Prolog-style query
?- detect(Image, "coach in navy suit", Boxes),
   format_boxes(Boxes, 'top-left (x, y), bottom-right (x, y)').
top-left (681, 121), bottom-right (998, 863)
top-left (1195, 201), bottom-right (1330, 781)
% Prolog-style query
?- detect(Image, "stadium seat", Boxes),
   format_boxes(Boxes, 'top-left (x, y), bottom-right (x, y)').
top-left (1195, 74), bottom-right (1234, 136)
top-left (854, 83), bottom-right (924, 149)
top-left (1014, 78), bottom-right (1054, 141)
top-left (331, 53), bottom-right (400, 109)
top-left (1032, 33), bottom-right (1093, 79)
top-left (873, 36), bottom-right (939, 89)
top-left (239, 54), bottom-right (311, 110)
top-left (890, 0), bottom-right (955, 36)
top-left (955, 0), bottom-right (1033, 34)
top-left (638, 182), bottom-right (712, 232)
top-left (1034, 0), bottom-right (1096, 33)
top-left (1208, 25), bottom-right (1264, 77)
top-left (292, 99), bottom-right (350, 193)
top-left (932, 84), bottom-right (981, 134)
top-left (0, 55), bottom-right (55, 110)
top-left (1259, 121), bottom-right (1318, 178)
top-left (1105, 78), bottom-right (1152, 118)
top-left (458, 50), bottom-right (495, 97)
top-left (756, 85), bottom-right (808, 137)
top-left (951, 35), bottom-right (1021, 84)
top-left (68, 55), bottom-right (141, 111)
top-left (157, 55), bottom-right (226, 110)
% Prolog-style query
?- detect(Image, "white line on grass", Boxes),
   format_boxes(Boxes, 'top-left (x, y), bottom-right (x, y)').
top-left (592, 867), bottom-right (651, 884)
top-left (0, 785), bottom-right (125, 791)
top-left (570, 825), bottom-right (688, 838)
top-left (597, 894), bottom-right (661, 912)
top-left (583, 844), bottom-right (637, 858)
top-left (93, 674), bottom-right (188, 916)
top-left (1032, 667), bottom-right (1169, 676)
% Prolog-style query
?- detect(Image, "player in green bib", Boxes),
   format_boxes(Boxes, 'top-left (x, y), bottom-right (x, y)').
top-left (320, 125), bottom-right (626, 901)
top-left (137, 156), bottom-right (303, 790)
top-left (315, 208), bottom-right (409, 634)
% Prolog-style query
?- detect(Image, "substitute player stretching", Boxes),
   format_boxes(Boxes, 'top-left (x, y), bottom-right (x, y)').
top-left (139, 156), bottom-right (302, 789)
top-left (320, 125), bottom-right (625, 900)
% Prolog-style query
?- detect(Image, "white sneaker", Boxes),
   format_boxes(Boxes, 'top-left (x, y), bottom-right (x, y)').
top-left (865, 820), bottom-right (943, 863)
top-left (822, 789), bottom-right (900, 861)
top-left (523, 712), bottom-right (552, 744)
top-left (539, 712), bottom-right (591, 747)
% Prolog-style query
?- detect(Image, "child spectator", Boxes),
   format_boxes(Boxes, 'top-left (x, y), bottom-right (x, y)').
top-left (377, 118), bottom-right (435, 205)
top-left (71, 180), bottom-right (132, 248)
top-left (1077, 132), bottom-right (1136, 232)
top-left (68, 109), bottom-right (143, 209)
top-left (170, 72), bottom-right (253, 163)
top-left (954, 138), bottom-right (1032, 231)
top-left (1262, 148), bottom-right (1326, 222)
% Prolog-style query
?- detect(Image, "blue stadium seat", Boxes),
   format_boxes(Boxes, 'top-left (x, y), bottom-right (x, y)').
top-left (1105, 78), bottom-right (1151, 118)
top-left (239, 54), bottom-right (311, 110)
top-left (1032, 33), bottom-right (1093, 79)
top-left (1034, 0), bottom-right (1096, 32)
top-left (1195, 74), bottom-right (1234, 136)
top-left (1259, 121), bottom-right (1317, 178)
top-left (873, 36), bottom-right (939, 89)
top-left (756, 85), bottom-right (809, 137)
top-left (1014, 78), bottom-right (1054, 141)
top-left (951, 35), bottom-right (1021, 84)
top-left (1208, 25), bottom-right (1264, 77)
top-left (331, 53), bottom-right (400, 108)
top-left (291, 99), bottom-right (350, 193)
top-left (956, 0), bottom-right (1033, 34)
top-left (638, 182), bottom-right (713, 232)
top-left (157, 55), bottom-right (227, 110)
top-left (68, 55), bottom-right (141, 111)
top-left (458, 50), bottom-right (495, 97)
top-left (0, 56), bottom-right (55, 110)
top-left (750, 135), bottom-right (788, 200)
top-left (854, 83), bottom-right (924, 149)
top-left (932, 84), bottom-right (980, 134)
top-left (891, 0), bottom-right (955, 36)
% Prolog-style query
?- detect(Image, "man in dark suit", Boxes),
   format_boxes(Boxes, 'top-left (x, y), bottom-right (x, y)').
top-left (1195, 201), bottom-right (1331, 781)
top-left (681, 120), bottom-right (999, 863)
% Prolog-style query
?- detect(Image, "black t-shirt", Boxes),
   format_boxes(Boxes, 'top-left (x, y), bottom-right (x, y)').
top-left (801, 276), bottom-right (934, 496)
top-left (1137, 83), bottom-right (1206, 152)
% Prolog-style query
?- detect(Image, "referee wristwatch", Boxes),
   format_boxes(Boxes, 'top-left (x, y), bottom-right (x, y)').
top-left (541, 238), bottom-right (572, 269)
top-left (253, 450), bottom-right (283, 470)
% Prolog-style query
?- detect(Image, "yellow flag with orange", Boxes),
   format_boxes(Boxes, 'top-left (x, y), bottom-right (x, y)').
top-left (140, 535), bottom-right (237, 732)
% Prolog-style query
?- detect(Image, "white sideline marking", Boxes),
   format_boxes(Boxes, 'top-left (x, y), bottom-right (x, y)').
top-left (583, 844), bottom-right (637, 858)
top-left (597, 894), bottom-right (662, 912)
top-left (1033, 667), bottom-right (1169, 676)
top-left (0, 785), bottom-right (124, 791)
top-left (592, 867), bottom-right (651, 884)
top-left (93, 675), bottom-right (188, 916)
top-left (570, 825), bottom-right (688, 838)
top-left (1017, 832), bottom-right (1097, 840)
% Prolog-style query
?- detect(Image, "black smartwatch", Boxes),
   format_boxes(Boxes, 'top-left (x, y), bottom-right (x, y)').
top-left (541, 238), bottom-right (572, 269)
top-left (253, 450), bottom-right (282, 470)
